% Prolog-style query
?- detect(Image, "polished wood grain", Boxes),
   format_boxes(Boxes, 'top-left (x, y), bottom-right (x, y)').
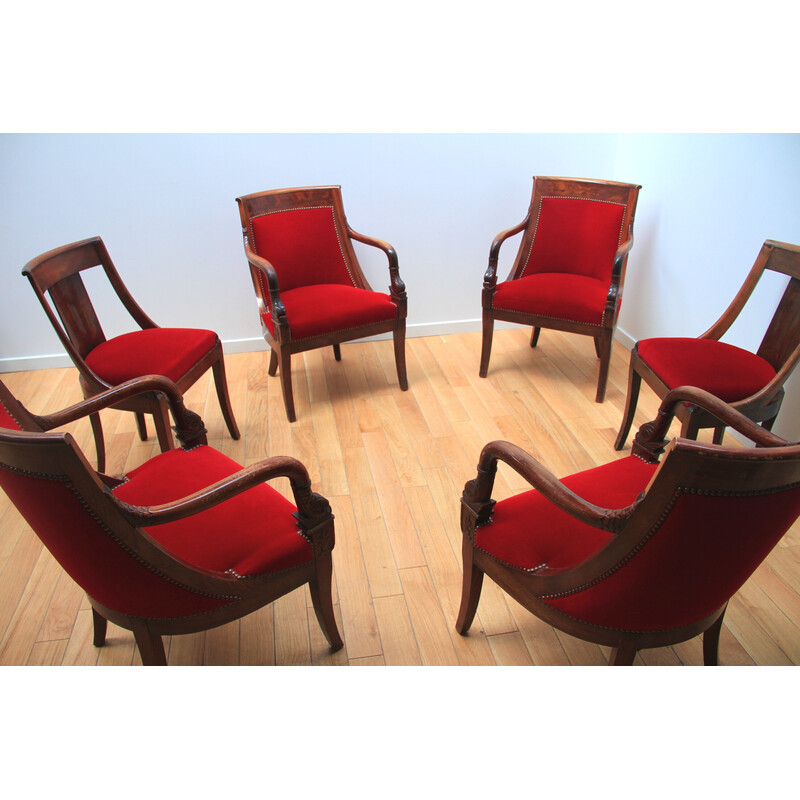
top-left (2, 328), bottom-right (799, 665)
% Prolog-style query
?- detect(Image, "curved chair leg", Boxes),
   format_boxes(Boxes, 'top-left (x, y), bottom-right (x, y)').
top-left (212, 355), bottom-right (241, 440)
top-left (455, 538), bottom-right (484, 635)
top-left (309, 552), bottom-right (344, 651)
top-left (152, 398), bottom-right (175, 453)
top-left (681, 414), bottom-right (702, 441)
top-left (89, 411), bottom-right (106, 473)
top-left (614, 367), bottom-right (642, 450)
top-left (134, 411), bottom-right (148, 442)
top-left (279, 349), bottom-right (296, 423)
top-left (703, 607), bottom-right (727, 666)
top-left (610, 639), bottom-right (637, 665)
top-left (393, 320), bottom-right (409, 391)
top-left (479, 311), bottom-right (494, 378)
top-left (268, 347), bottom-right (279, 377)
top-left (133, 623), bottom-right (167, 666)
top-left (92, 607), bottom-right (108, 647)
top-left (530, 327), bottom-right (541, 348)
top-left (333, 344), bottom-right (342, 362)
top-left (712, 426), bottom-right (726, 445)
top-left (595, 331), bottom-right (613, 404)
top-left (762, 413), bottom-right (779, 432)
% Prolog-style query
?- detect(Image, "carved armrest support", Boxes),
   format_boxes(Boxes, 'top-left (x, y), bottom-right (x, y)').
top-left (33, 375), bottom-right (208, 448)
top-left (348, 227), bottom-right (406, 300)
top-left (485, 216), bottom-right (530, 290)
top-left (244, 242), bottom-right (288, 332)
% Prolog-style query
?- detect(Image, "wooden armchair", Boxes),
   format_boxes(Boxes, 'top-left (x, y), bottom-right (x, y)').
top-left (480, 176), bottom-right (640, 402)
top-left (615, 239), bottom-right (800, 449)
top-left (456, 386), bottom-right (800, 665)
top-left (0, 376), bottom-right (342, 665)
top-left (236, 186), bottom-right (408, 422)
top-left (22, 236), bottom-right (240, 472)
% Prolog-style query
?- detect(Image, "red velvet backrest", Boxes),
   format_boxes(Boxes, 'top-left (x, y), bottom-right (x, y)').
top-left (249, 206), bottom-right (357, 292)
top-left (0, 434), bottom-right (228, 619)
top-left (545, 446), bottom-right (800, 631)
top-left (520, 197), bottom-right (626, 282)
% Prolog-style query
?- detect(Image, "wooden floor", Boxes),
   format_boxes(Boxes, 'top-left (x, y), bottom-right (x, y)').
top-left (1, 327), bottom-right (799, 667)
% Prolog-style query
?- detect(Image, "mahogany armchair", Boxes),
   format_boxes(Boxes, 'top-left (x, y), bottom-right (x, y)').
top-left (236, 186), bottom-right (408, 422)
top-left (0, 376), bottom-right (342, 665)
top-left (457, 386), bottom-right (800, 665)
top-left (480, 176), bottom-right (640, 403)
top-left (615, 239), bottom-right (800, 449)
top-left (22, 236), bottom-right (240, 472)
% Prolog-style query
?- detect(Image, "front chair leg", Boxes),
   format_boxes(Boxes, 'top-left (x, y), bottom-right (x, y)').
top-left (455, 537), bottom-right (484, 635)
top-left (89, 411), bottom-right (106, 473)
top-left (393, 320), bottom-right (409, 391)
top-left (610, 639), bottom-right (637, 665)
top-left (92, 607), bottom-right (108, 647)
top-left (703, 607), bottom-right (727, 666)
top-left (133, 623), bottom-right (167, 666)
top-left (309, 552), bottom-right (344, 651)
top-left (530, 327), bottom-right (541, 348)
top-left (151, 397), bottom-right (175, 453)
top-left (333, 344), bottom-right (342, 362)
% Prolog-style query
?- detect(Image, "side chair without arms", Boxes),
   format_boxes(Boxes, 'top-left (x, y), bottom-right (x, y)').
top-left (236, 186), bottom-right (408, 422)
top-left (615, 239), bottom-right (800, 450)
top-left (480, 176), bottom-right (641, 403)
top-left (22, 236), bottom-right (240, 473)
top-left (0, 375), bottom-right (342, 665)
top-left (456, 386), bottom-right (800, 665)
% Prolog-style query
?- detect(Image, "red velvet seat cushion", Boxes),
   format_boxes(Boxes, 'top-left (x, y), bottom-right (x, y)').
top-left (493, 273), bottom-right (610, 325)
top-left (261, 283), bottom-right (398, 341)
top-left (637, 337), bottom-right (777, 402)
top-left (476, 455), bottom-right (656, 571)
top-left (250, 206), bottom-right (355, 291)
top-left (113, 445), bottom-right (313, 577)
top-left (522, 196), bottom-right (625, 281)
top-left (85, 328), bottom-right (218, 385)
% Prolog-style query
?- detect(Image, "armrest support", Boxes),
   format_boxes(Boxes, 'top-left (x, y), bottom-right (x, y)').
top-left (348, 227), bottom-right (406, 300)
top-left (243, 242), bottom-right (288, 332)
top-left (485, 216), bottom-right (530, 289)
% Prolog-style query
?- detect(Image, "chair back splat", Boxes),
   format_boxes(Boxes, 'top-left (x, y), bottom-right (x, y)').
top-left (457, 386), bottom-right (800, 664)
top-left (236, 186), bottom-right (408, 422)
top-left (480, 176), bottom-right (641, 403)
top-left (615, 240), bottom-right (800, 449)
top-left (22, 236), bottom-right (240, 472)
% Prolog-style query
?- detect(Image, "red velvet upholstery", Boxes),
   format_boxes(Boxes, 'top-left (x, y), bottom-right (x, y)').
top-left (545, 486), bottom-right (800, 630)
top-left (493, 273), bottom-right (611, 325)
top-left (250, 207), bottom-right (355, 291)
top-left (84, 328), bottom-right (219, 385)
top-left (520, 197), bottom-right (625, 281)
top-left (476, 456), bottom-right (656, 571)
top-left (636, 337), bottom-right (777, 402)
top-left (0, 468), bottom-right (230, 619)
top-left (113, 445), bottom-right (313, 576)
top-left (260, 284), bottom-right (398, 341)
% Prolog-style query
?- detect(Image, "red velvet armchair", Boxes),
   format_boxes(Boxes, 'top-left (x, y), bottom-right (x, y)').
top-left (236, 186), bottom-right (408, 422)
top-left (22, 236), bottom-right (240, 472)
top-left (615, 239), bottom-right (800, 449)
top-left (457, 386), bottom-right (800, 665)
top-left (0, 376), bottom-right (342, 665)
top-left (480, 176), bottom-right (640, 402)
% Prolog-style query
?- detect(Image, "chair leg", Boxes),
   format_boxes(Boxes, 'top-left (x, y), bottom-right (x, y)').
top-left (92, 607), bottom-right (108, 647)
top-left (530, 327), bottom-right (541, 348)
top-left (614, 367), bottom-right (642, 450)
top-left (703, 607), bottom-right (727, 666)
top-left (309, 552), bottom-right (344, 651)
top-left (393, 320), bottom-right (409, 391)
top-left (152, 398), bottom-right (175, 452)
top-left (455, 537), bottom-right (484, 635)
top-left (479, 311), bottom-right (494, 378)
top-left (133, 624), bottom-right (167, 666)
top-left (610, 639), bottom-right (637, 665)
top-left (279, 348), bottom-right (296, 422)
top-left (268, 347), bottom-right (279, 377)
top-left (134, 411), bottom-right (148, 442)
top-left (681, 415), bottom-right (702, 441)
top-left (89, 411), bottom-right (106, 473)
top-left (333, 344), bottom-right (342, 362)
top-left (712, 426), bottom-right (726, 445)
top-left (212, 355), bottom-right (241, 440)
top-left (595, 331), bottom-right (613, 404)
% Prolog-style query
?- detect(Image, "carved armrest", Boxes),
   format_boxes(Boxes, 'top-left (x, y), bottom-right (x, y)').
top-left (32, 375), bottom-right (208, 448)
top-left (485, 216), bottom-right (530, 289)
top-left (348, 227), bottom-right (406, 299)
top-left (243, 243), bottom-right (288, 330)
top-left (463, 440), bottom-right (636, 535)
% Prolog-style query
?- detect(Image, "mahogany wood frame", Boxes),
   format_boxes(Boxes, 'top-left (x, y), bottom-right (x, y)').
top-left (480, 176), bottom-right (641, 403)
top-left (0, 376), bottom-right (342, 666)
top-left (456, 386), bottom-right (800, 665)
top-left (22, 236), bottom-right (240, 472)
top-left (615, 240), bottom-right (800, 450)
top-left (235, 186), bottom-right (408, 422)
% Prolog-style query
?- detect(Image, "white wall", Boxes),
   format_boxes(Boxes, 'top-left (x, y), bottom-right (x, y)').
top-left (2, 133), bottom-right (800, 437)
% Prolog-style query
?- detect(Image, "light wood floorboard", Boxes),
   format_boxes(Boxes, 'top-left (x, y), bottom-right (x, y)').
top-left (2, 328), bottom-right (799, 666)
